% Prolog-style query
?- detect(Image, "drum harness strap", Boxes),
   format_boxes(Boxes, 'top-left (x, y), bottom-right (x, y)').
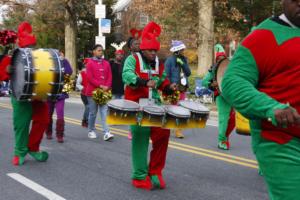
top-left (136, 53), bottom-right (166, 105)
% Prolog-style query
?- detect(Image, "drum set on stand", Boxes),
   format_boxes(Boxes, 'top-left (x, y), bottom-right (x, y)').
top-left (107, 98), bottom-right (210, 129)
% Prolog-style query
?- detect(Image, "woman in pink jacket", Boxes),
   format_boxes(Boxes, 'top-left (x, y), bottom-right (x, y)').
top-left (86, 44), bottom-right (113, 141)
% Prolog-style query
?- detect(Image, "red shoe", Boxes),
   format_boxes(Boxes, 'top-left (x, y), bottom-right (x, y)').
top-left (12, 155), bottom-right (25, 166)
top-left (218, 140), bottom-right (230, 150)
top-left (157, 174), bottom-right (166, 189)
top-left (132, 176), bottom-right (152, 190)
top-left (46, 131), bottom-right (52, 140)
top-left (57, 136), bottom-right (64, 143)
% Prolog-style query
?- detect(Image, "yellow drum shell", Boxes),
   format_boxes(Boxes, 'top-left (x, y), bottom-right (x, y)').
top-left (235, 112), bottom-right (250, 135)
top-left (107, 114), bottom-right (207, 129)
top-left (32, 49), bottom-right (56, 100)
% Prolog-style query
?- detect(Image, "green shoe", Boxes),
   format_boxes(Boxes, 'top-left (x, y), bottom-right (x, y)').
top-left (29, 151), bottom-right (49, 162)
top-left (218, 141), bottom-right (230, 150)
top-left (150, 175), bottom-right (161, 189)
top-left (150, 174), bottom-right (166, 189)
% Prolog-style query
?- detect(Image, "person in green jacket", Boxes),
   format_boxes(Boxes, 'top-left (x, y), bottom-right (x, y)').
top-left (202, 51), bottom-right (235, 150)
top-left (222, 1), bottom-right (300, 199)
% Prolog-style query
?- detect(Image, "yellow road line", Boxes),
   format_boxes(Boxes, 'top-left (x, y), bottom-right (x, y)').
top-left (0, 102), bottom-right (12, 108)
top-left (168, 141), bottom-right (257, 164)
top-left (65, 116), bottom-right (257, 165)
top-left (0, 103), bottom-right (258, 169)
top-left (168, 145), bottom-right (258, 169)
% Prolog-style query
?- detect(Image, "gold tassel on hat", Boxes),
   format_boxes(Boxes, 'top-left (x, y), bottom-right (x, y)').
top-left (92, 88), bottom-right (112, 105)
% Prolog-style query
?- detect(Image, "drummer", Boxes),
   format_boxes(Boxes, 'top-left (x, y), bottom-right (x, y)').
top-left (10, 21), bottom-right (49, 165)
top-left (122, 21), bottom-right (177, 190)
top-left (202, 50), bottom-right (235, 150)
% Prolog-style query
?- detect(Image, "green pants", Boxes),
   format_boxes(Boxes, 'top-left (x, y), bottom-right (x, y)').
top-left (11, 97), bottom-right (32, 156)
top-left (252, 129), bottom-right (300, 200)
top-left (216, 95), bottom-right (233, 142)
top-left (131, 125), bottom-right (170, 180)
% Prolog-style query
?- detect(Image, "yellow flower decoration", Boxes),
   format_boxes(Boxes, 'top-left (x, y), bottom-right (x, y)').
top-left (163, 90), bottom-right (180, 105)
top-left (92, 88), bottom-right (112, 105)
top-left (62, 74), bottom-right (74, 94)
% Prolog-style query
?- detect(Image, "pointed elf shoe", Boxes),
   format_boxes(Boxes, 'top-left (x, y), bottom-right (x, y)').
top-left (29, 151), bottom-right (49, 162)
top-left (132, 176), bottom-right (153, 190)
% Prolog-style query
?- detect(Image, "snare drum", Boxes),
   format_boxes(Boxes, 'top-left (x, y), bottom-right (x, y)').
top-left (165, 105), bottom-right (190, 128)
top-left (11, 48), bottom-right (64, 101)
top-left (107, 99), bottom-right (140, 125)
top-left (179, 100), bottom-right (209, 121)
top-left (141, 104), bottom-right (166, 127)
top-left (235, 112), bottom-right (250, 136)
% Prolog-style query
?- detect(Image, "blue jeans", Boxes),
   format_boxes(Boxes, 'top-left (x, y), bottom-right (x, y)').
top-left (87, 97), bottom-right (109, 133)
top-left (81, 94), bottom-right (89, 122)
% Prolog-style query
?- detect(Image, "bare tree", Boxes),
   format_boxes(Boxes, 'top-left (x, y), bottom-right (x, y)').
top-left (64, 0), bottom-right (77, 76)
top-left (197, 0), bottom-right (214, 76)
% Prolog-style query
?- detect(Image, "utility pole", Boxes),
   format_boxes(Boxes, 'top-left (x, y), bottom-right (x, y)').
top-left (95, 0), bottom-right (111, 50)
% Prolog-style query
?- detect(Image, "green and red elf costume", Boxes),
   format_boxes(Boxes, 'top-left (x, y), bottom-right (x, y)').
top-left (222, 15), bottom-right (300, 199)
top-left (9, 22), bottom-right (49, 165)
top-left (202, 52), bottom-right (235, 150)
top-left (123, 22), bottom-right (174, 190)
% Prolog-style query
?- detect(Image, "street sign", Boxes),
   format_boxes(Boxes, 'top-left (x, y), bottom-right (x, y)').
top-left (95, 5), bottom-right (106, 19)
top-left (100, 19), bottom-right (111, 33)
top-left (95, 36), bottom-right (106, 49)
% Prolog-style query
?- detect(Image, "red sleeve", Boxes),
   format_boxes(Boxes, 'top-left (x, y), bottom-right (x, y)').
top-left (0, 56), bottom-right (11, 81)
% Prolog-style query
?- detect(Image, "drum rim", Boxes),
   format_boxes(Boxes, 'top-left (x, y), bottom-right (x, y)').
top-left (166, 105), bottom-right (191, 118)
top-left (178, 100), bottom-right (209, 114)
top-left (11, 48), bottom-right (34, 100)
top-left (215, 58), bottom-right (229, 93)
top-left (143, 105), bottom-right (165, 116)
top-left (108, 99), bottom-right (140, 112)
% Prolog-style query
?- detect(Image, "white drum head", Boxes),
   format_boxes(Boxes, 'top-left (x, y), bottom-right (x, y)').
top-left (166, 105), bottom-right (190, 118)
top-left (179, 100), bottom-right (209, 114)
top-left (143, 105), bottom-right (165, 116)
top-left (108, 99), bottom-right (140, 112)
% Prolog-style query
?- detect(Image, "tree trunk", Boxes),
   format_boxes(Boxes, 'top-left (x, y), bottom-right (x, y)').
top-left (65, 0), bottom-right (77, 77)
top-left (197, 0), bottom-right (214, 76)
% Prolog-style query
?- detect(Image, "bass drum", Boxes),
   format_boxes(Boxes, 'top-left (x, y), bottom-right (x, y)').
top-left (235, 112), bottom-right (251, 136)
top-left (11, 48), bottom-right (64, 101)
top-left (215, 58), bottom-right (230, 93)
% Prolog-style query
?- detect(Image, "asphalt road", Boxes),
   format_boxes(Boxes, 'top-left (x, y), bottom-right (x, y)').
top-left (0, 97), bottom-right (268, 200)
